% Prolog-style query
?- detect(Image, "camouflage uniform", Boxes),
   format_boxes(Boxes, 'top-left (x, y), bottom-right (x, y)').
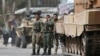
top-left (32, 19), bottom-right (42, 55)
top-left (42, 18), bottom-right (54, 55)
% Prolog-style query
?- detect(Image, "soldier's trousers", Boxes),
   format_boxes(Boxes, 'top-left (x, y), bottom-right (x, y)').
top-left (32, 32), bottom-right (42, 53)
top-left (43, 32), bottom-right (53, 54)
top-left (54, 33), bottom-right (59, 54)
top-left (59, 34), bottom-right (66, 52)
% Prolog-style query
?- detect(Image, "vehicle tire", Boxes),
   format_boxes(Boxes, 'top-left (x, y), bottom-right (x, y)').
top-left (21, 36), bottom-right (27, 48)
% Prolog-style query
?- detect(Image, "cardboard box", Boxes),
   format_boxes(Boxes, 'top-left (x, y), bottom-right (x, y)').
top-left (64, 15), bottom-right (74, 24)
top-left (74, 9), bottom-right (100, 25)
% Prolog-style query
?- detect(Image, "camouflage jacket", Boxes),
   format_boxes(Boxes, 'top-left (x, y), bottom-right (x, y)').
top-left (41, 18), bottom-right (54, 33)
top-left (33, 19), bottom-right (42, 33)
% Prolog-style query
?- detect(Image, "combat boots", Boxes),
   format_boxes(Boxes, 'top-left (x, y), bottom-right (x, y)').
top-left (37, 49), bottom-right (40, 55)
top-left (48, 49), bottom-right (51, 55)
top-left (42, 48), bottom-right (47, 55)
top-left (31, 49), bottom-right (35, 55)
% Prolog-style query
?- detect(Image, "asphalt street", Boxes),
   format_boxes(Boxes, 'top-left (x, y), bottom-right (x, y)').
top-left (0, 38), bottom-right (63, 56)
top-left (0, 44), bottom-right (64, 56)
top-left (0, 38), bottom-right (80, 56)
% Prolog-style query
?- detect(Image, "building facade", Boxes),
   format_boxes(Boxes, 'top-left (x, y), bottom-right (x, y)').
top-left (31, 0), bottom-right (60, 7)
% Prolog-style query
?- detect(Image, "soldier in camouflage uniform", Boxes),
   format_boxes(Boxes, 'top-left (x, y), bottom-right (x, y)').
top-left (42, 15), bottom-right (54, 55)
top-left (31, 12), bottom-right (43, 55)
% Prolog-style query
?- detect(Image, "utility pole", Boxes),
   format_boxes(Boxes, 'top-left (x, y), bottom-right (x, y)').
top-left (12, 0), bottom-right (16, 16)
top-left (26, 0), bottom-right (31, 15)
top-left (2, 0), bottom-right (7, 28)
top-left (10, 0), bottom-right (16, 29)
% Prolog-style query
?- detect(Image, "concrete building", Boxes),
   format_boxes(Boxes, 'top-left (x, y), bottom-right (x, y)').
top-left (31, 0), bottom-right (59, 7)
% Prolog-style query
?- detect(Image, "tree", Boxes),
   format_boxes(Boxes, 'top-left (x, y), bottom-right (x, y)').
top-left (0, 0), bottom-right (28, 27)
top-left (2, 0), bottom-right (6, 27)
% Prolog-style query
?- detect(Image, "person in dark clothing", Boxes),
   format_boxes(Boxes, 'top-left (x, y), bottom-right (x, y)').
top-left (2, 27), bottom-right (9, 46)
top-left (3, 33), bottom-right (9, 46)
top-left (53, 14), bottom-right (59, 54)
top-left (10, 28), bottom-right (17, 46)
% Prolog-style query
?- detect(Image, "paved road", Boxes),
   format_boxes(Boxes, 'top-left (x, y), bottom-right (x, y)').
top-left (0, 38), bottom-right (63, 56)
top-left (0, 38), bottom-right (80, 56)
top-left (0, 44), bottom-right (64, 56)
